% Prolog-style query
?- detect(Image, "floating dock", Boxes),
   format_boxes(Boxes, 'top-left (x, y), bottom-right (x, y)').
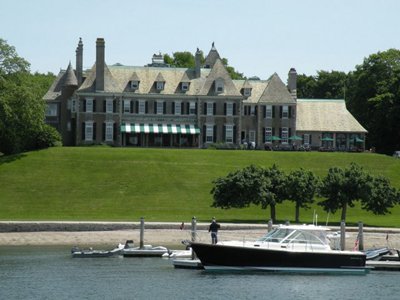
top-left (366, 260), bottom-right (400, 271)
top-left (172, 259), bottom-right (203, 269)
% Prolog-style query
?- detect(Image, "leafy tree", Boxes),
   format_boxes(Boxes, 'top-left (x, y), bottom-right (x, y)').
top-left (163, 50), bottom-right (245, 79)
top-left (286, 168), bottom-right (319, 223)
top-left (297, 71), bottom-right (346, 99)
top-left (211, 164), bottom-right (286, 222)
top-left (346, 49), bottom-right (400, 154)
top-left (0, 39), bottom-right (58, 155)
top-left (318, 163), bottom-right (399, 221)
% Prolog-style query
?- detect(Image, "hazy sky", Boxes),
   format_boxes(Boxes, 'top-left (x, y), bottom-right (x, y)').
top-left (1, 0), bottom-right (399, 81)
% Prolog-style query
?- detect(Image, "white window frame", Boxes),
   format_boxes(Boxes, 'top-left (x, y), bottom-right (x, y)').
top-left (85, 98), bottom-right (93, 113)
top-left (45, 103), bottom-right (57, 116)
top-left (156, 81), bottom-right (164, 90)
top-left (206, 125), bottom-right (214, 143)
top-left (303, 134), bottom-right (310, 145)
top-left (281, 127), bottom-right (289, 144)
top-left (156, 101), bottom-right (164, 115)
top-left (131, 80), bottom-right (139, 89)
top-left (181, 82), bottom-right (189, 91)
top-left (189, 101), bottom-right (196, 115)
top-left (174, 101), bottom-right (182, 115)
top-left (282, 105), bottom-right (289, 119)
top-left (226, 102), bottom-right (233, 116)
top-left (85, 122), bottom-right (93, 142)
top-left (265, 127), bottom-right (272, 142)
top-left (138, 100), bottom-right (146, 114)
top-left (249, 130), bottom-right (256, 143)
top-left (243, 88), bottom-right (251, 97)
top-left (225, 124), bottom-right (234, 143)
top-left (206, 102), bottom-right (214, 116)
top-left (106, 98), bottom-right (113, 114)
top-left (250, 105), bottom-right (256, 116)
top-left (105, 122), bottom-right (113, 142)
top-left (266, 105), bottom-right (272, 119)
top-left (123, 100), bottom-right (131, 114)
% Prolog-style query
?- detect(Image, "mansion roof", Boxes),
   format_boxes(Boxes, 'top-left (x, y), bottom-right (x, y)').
top-left (296, 99), bottom-right (367, 133)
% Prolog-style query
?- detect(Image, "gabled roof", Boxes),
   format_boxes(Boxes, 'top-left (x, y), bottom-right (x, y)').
top-left (258, 73), bottom-right (295, 104)
top-left (43, 63), bottom-right (78, 101)
top-left (78, 63), bottom-right (121, 93)
top-left (155, 72), bottom-right (165, 82)
top-left (129, 72), bottom-right (140, 81)
top-left (233, 79), bottom-right (268, 104)
top-left (199, 59), bottom-right (241, 96)
top-left (296, 99), bottom-right (367, 133)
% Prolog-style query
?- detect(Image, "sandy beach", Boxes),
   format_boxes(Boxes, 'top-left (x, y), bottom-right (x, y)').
top-left (1, 227), bottom-right (399, 250)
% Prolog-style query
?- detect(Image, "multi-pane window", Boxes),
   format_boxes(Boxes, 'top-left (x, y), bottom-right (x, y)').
top-left (250, 106), bottom-right (256, 115)
top-left (105, 122), bottom-right (113, 142)
top-left (281, 127), bottom-right (289, 144)
top-left (45, 103), bottom-right (57, 116)
top-left (138, 100), bottom-right (146, 114)
top-left (181, 82), bottom-right (189, 91)
top-left (303, 134), bottom-right (310, 145)
top-left (226, 102), bottom-right (233, 116)
top-left (265, 127), bottom-right (272, 142)
top-left (266, 105), bottom-right (272, 119)
top-left (86, 98), bottom-right (93, 113)
top-left (206, 125), bottom-right (214, 143)
top-left (106, 99), bottom-right (113, 113)
top-left (124, 100), bottom-right (131, 113)
top-left (249, 130), bottom-right (256, 143)
top-left (156, 81), bottom-right (164, 90)
top-left (206, 102), bottom-right (214, 116)
top-left (71, 99), bottom-right (76, 113)
top-left (174, 101), bottom-right (182, 115)
top-left (243, 88), bottom-right (251, 97)
top-left (85, 122), bottom-right (93, 141)
top-left (282, 105), bottom-right (289, 118)
top-left (189, 101), bottom-right (196, 115)
top-left (225, 125), bottom-right (233, 143)
top-left (215, 79), bottom-right (224, 93)
top-left (156, 101), bottom-right (164, 115)
top-left (131, 81), bottom-right (139, 89)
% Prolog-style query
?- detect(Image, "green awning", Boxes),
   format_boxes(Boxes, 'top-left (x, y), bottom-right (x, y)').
top-left (321, 137), bottom-right (334, 141)
top-left (355, 137), bottom-right (364, 143)
top-left (270, 136), bottom-right (281, 141)
top-left (288, 135), bottom-right (302, 141)
top-left (121, 123), bottom-right (200, 135)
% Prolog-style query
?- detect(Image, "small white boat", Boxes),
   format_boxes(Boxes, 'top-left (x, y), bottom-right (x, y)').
top-left (122, 240), bottom-right (170, 257)
top-left (162, 248), bottom-right (192, 259)
top-left (71, 243), bottom-right (124, 258)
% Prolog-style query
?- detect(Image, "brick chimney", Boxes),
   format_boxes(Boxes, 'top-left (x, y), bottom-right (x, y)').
top-left (75, 37), bottom-right (83, 86)
top-left (96, 38), bottom-right (105, 91)
top-left (288, 67), bottom-right (297, 100)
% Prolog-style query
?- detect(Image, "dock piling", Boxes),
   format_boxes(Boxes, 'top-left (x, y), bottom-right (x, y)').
top-left (140, 217), bottom-right (144, 249)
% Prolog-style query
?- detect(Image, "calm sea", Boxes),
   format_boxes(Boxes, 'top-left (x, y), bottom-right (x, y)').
top-left (0, 246), bottom-right (399, 300)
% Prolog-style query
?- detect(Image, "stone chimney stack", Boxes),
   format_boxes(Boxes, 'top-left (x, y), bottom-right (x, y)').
top-left (96, 38), bottom-right (105, 91)
top-left (195, 48), bottom-right (202, 78)
top-left (75, 37), bottom-right (83, 86)
top-left (288, 67), bottom-right (297, 100)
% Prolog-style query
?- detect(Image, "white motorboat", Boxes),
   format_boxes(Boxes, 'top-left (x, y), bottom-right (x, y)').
top-left (71, 243), bottom-right (124, 258)
top-left (122, 240), bottom-right (170, 257)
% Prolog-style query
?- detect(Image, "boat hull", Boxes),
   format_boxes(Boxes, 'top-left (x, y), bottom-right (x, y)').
top-left (191, 243), bottom-right (367, 274)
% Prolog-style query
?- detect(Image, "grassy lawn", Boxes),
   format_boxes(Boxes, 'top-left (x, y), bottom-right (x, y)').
top-left (0, 147), bottom-right (399, 227)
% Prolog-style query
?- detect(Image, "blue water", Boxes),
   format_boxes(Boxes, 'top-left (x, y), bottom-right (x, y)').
top-left (1, 246), bottom-right (399, 300)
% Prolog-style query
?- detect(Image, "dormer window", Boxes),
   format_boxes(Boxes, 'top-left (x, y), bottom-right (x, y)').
top-left (181, 82), bottom-right (189, 91)
top-left (156, 81), bottom-right (165, 90)
top-left (215, 79), bottom-right (224, 93)
top-left (243, 88), bottom-right (252, 97)
top-left (130, 80), bottom-right (139, 90)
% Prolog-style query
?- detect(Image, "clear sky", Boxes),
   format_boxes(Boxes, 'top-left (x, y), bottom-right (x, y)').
top-left (1, 0), bottom-right (399, 81)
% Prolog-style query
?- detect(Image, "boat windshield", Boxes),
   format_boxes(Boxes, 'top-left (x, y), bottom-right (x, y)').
top-left (257, 228), bottom-right (328, 246)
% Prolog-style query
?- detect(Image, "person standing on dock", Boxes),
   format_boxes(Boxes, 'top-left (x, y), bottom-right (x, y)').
top-left (208, 217), bottom-right (220, 244)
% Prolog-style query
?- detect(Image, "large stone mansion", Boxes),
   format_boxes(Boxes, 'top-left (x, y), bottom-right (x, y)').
top-left (44, 38), bottom-right (367, 150)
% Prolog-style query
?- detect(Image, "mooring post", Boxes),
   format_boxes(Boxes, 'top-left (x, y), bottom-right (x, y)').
top-left (340, 220), bottom-right (346, 251)
top-left (140, 217), bottom-right (144, 249)
top-left (191, 216), bottom-right (197, 260)
top-left (268, 219), bottom-right (273, 232)
top-left (358, 221), bottom-right (364, 251)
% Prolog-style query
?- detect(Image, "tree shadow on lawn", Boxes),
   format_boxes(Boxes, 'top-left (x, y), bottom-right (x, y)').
top-left (0, 153), bottom-right (26, 165)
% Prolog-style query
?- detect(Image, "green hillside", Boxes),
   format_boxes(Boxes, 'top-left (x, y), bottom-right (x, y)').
top-left (1, 147), bottom-right (399, 226)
